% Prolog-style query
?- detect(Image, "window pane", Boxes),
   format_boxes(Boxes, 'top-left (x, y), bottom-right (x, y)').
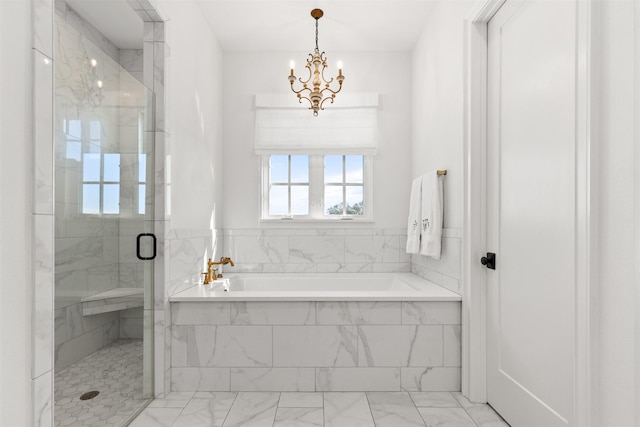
top-left (270, 155), bottom-right (288, 183)
top-left (345, 155), bottom-right (364, 183)
top-left (103, 184), bottom-right (120, 214)
top-left (66, 140), bottom-right (82, 161)
top-left (291, 186), bottom-right (309, 215)
top-left (346, 186), bottom-right (364, 215)
top-left (324, 155), bottom-right (343, 184)
top-left (269, 185), bottom-right (288, 215)
top-left (138, 154), bottom-right (146, 183)
top-left (90, 120), bottom-right (101, 142)
top-left (67, 119), bottom-right (82, 140)
top-left (138, 184), bottom-right (146, 215)
top-left (103, 153), bottom-right (120, 182)
top-left (324, 186), bottom-right (343, 215)
top-left (83, 153), bottom-right (101, 181)
top-left (82, 184), bottom-right (100, 214)
top-left (290, 155), bottom-right (309, 183)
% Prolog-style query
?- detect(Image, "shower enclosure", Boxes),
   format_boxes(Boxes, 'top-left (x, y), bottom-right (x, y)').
top-left (53, 12), bottom-right (155, 426)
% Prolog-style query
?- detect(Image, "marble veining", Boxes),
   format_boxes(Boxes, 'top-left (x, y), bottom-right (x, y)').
top-left (129, 391), bottom-right (510, 427)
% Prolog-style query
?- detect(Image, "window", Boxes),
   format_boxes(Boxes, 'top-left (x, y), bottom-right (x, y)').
top-left (262, 154), bottom-right (372, 221)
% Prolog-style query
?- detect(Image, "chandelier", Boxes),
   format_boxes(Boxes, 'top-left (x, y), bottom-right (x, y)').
top-left (288, 8), bottom-right (344, 116)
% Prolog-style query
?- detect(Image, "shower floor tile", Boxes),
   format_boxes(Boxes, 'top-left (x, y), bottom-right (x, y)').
top-left (55, 339), bottom-right (150, 427)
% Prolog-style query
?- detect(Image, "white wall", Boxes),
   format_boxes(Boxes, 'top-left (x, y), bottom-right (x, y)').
top-left (410, 1), bottom-right (475, 295)
top-left (161, 2), bottom-right (224, 231)
top-left (0, 0), bottom-right (34, 424)
top-left (411, 1), bottom-right (474, 231)
top-left (222, 51), bottom-right (412, 230)
top-left (596, 0), bottom-right (639, 424)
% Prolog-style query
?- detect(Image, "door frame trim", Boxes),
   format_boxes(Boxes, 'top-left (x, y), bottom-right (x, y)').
top-left (462, 1), bottom-right (598, 424)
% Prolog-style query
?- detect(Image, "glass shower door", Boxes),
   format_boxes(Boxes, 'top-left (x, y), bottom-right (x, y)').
top-left (54, 14), bottom-right (155, 426)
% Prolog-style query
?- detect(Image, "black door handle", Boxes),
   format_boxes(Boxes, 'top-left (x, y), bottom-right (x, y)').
top-left (136, 233), bottom-right (157, 260)
top-left (481, 252), bottom-right (496, 270)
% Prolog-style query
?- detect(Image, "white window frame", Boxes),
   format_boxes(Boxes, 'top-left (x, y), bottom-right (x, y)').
top-left (261, 154), bottom-right (373, 222)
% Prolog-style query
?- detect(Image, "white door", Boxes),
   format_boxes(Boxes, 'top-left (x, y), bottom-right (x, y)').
top-left (486, 1), bottom-right (577, 426)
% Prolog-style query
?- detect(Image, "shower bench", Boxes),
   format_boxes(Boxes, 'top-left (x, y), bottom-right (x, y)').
top-left (80, 288), bottom-right (144, 316)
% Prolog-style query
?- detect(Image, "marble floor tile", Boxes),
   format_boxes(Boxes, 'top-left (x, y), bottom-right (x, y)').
top-left (172, 393), bottom-right (237, 427)
top-left (279, 392), bottom-right (324, 408)
top-left (323, 392), bottom-right (375, 427)
top-left (274, 407), bottom-right (324, 427)
top-left (418, 408), bottom-right (477, 427)
top-left (221, 392), bottom-right (279, 427)
top-left (128, 408), bottom-right (182, 427)
top-left (410, 392), bottom-right (461, 408)
top-left (367, 392), bottom-right (426, 427)
top-left (147, 391), bottom-right (194, 408)
top-left (452, 392), bottom-right (510, 427)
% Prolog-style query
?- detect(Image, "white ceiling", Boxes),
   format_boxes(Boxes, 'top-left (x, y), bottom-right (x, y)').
top-left (66, 0), bottom-right (435, 52)
top-left (198, 1), bottom-right (436, 52)
top-left (66, 0), bottom-right (144, 49)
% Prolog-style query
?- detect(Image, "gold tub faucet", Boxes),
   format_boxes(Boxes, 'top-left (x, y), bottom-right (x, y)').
top-left (202, 257), bottom-right (235, 284)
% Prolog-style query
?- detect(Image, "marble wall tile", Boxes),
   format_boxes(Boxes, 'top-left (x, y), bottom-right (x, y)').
top-left (289, 236), bottom-right (345, 264)
top-left (54, 308), bottom-right (67, 345)
top-left (153, 43), bottom-right (168, 133)
top-left (171, 367), bottom-right (230, 392)
top-left (366, 392), bottom-right (425, 427)
top-left (54, 326), bottom-right (104, 371)
top-left (443, 325), bottom-right (461, 367)
top-left (120, 317), bottom-right (144, 338)
top-left (173, 302), bottom-right (229, 325)
top-left (401, 302), bottom-right (461, 325)
top-left (317, 368), bottom-right (400, 391)
top-left (323, 392), bottom-right (375, 427)
top-left (187, 326), bottom-right (272, 367)
top-left (273, 326), bottom-right (357, 367)
top-left (33, 371), bottom-right (53, 427)
top-left (316, 302), bottom-right (401, 325)
top-left (357, 325), bottom-right (443, 367)
top-left (119, 49), bottom-right (144, 72)
top-left (345, 236), bottom-right (401, 263)
top-left (55, 236), bottom-right (104, 274)
top-left (230, 368), bottom-right (315, 392)
top-left (171, 326), bottom-right (188, 367)
top-left (222, 392), bottom-right (279, 427)
top-left (34, 0), bottom-right (53, 58)
top-left (400, 367), bottom-right (460, 392)
top-left (34, 50), bottom-right (54, 215)
top-left (154, 310), bottom-right (166, 397)
top-left (227, 235), bottom-right (289, 264)
top-left (316, 263), bottom-right (373, 273)
top-left (372, 263), bottom-right (411, 273)
top-left (231, 302), bottom-right (315, 325)
top-left (34, 214), bottom-right (54, 378)
top-left (412, 236), bottom-right (462, 280)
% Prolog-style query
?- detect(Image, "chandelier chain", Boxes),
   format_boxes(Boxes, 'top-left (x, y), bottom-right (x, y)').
top-left (315, 18), bottom-right (319, 51)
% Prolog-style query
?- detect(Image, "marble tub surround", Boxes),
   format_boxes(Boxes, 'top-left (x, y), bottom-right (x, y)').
top-left (170, 299), bottom-right (461, 392)
top-left (223, 228), bottom-right (410, 274)
top-left (129, 391), bottom-right (508, 427)
top-left (412, 228), bottom-right (462, 294)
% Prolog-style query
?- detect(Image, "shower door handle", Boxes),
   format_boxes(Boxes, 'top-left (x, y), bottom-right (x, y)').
top-left (136, 233), bottom-right (157, 260)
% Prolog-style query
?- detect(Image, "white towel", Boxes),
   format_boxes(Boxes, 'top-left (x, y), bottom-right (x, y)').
top-left (405, 177), bottom-right (422, 254)
top-left (419, 171), bottom-right (444, 259)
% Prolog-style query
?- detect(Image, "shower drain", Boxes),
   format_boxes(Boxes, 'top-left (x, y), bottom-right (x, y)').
top-left (79, 391), bottom-right (100, 401)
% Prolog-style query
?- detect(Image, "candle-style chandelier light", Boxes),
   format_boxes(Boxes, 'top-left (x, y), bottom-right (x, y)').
top-left (288, 8), bottom-right (344, 116)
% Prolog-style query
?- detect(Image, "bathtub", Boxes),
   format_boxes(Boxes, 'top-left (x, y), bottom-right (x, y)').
top-left (170, 272), bottom-right (461, 302)
top-left (169, 273), bottom-right (462, 393)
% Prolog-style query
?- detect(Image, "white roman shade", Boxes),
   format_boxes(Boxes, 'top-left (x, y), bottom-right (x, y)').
top-left (254, 93), bottom-right (379, 155)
